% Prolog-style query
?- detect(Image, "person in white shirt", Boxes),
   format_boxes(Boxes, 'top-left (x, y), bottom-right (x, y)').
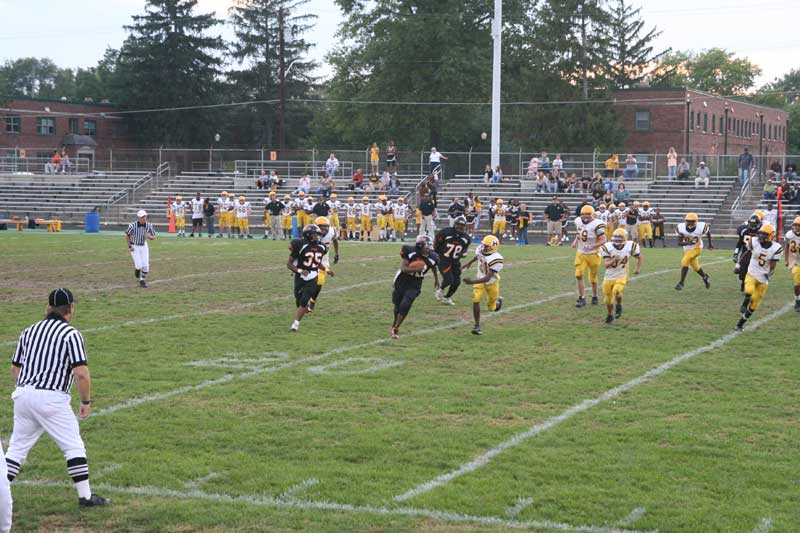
top-left (694, 161), bottom-right (711, 188)
top-left (763, 202), bottom-right (778, 229)
top-left (527, 156), bottom-right (539, 179)
top-left (784, 217), bottom-right (800, 313)
top-left (600, 228), bottom-right (642, 324)
top-left (171, 195), bottom-right (187, 237)
top-left (325, 153), bottom-right (339, 179)
top-left (215, 191), bottom-right (228, 238)
top-left (429, 147), bottom-right (448, 177)
top-left (189, 192), bottom-right (203, 237)
top-left (552, 154), bottom-right (563, 174)
top-left (675, 212), bottom-right (713, 290)
top-left (295, 175), bottom-right (311, 194)
top-left (234, 196), bottom-right (253, 239)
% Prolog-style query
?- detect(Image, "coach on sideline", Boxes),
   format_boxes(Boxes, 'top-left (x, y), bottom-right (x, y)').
top-left (5, 288), bottom-right (110, 508)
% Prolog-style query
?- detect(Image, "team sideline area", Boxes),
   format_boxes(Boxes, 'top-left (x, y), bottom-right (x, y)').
top-left (0, 232), bottom-right (797, 532)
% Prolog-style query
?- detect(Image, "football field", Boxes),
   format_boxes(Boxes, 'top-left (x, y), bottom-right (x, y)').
top-left (0, 231), bottom-right (797, 532)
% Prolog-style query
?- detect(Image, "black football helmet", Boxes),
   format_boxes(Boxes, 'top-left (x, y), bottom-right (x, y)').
top-left (415, 235), bottom-right (433, 255)
top-left (746, 214), bottom-right (761, 231)
top-left (302, 224), bottom-right (320, 242)
top-left (453, 215), bottom-right (467, 233)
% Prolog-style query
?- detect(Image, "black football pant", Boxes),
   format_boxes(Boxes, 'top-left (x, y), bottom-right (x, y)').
top-left (294, 275), bottom-right (319, 308)
top-left (392, 281), bottom-right (421, 317)
top-left (439, 261), bottom-right (462, 298)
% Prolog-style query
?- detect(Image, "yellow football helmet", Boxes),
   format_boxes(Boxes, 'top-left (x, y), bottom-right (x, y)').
top-left (599, 203), bottom-right (606, 209)
top-left (612, 227), bottom-right (628, 244)
top-left (228, 192), bottom-right (235, 197)
top-left (618, 202), bottom-right (626, 209)
top-left (379, 195), bottom-right (388, 201)
top-left (239, 195), bottom-right (245, 201)
top-left (685, 213), bottom-right (699, 222)
top-left (298, 191), bottom-right (306, 196)
top-left (348, 196), bottom-right (354, 202)
top-left (315, 216), bottom-right (330, 227)
top-left (633, 201), bottom-right (640, 207)
top-left (642, 201), bottom-right (650, 208)
top-left (362, 196), bottom-right (369, 202)
top-left (175, 195), bottom-right (182, 201)
top-left (481, 235), bottom-right (499, 254)
top-left (580, 205), bottom-right (595, 216)
top-left (496, 199), bottom-right (504, 204)
top-left (793, 216), bottom-right (800, 232)
top-left (753, 209), bottom-right (765, 221)
top-left (283, 194), bottom-right (291, 200)
top-left (269, 191), bottom-right (276, 196)
top-left (609, 203), bottom-right (616, 210)
top-left (221, 190), bottom-right (228, 196)
top-left (330, 193), bottom-right (338, 199)
top-left (758, 223), bottom-right (775, 241)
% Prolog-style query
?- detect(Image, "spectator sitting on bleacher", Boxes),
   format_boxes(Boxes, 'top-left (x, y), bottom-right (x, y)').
top-left (351, 168), bottom-right (365, 190)
top-left (676, 158), bottom-right (690, 181)
top-left (694, 161), bottom-right (711, 189)
top-left (483, 164), bottom-right (493, 183)
top-left (547, 171), bottom-right (558, 193)
top-left (527, 155), bottom-right (539, 178)
top-left (388, 175), bottom-right (401, 197)
top-left (535, 171), bottom-right (546, 193)
top-left (46, 151), bottom-right (61, 174)
top-left (269, 170), bottom-right (284, 190)
top-left (256, 169), bottom-right (268, 189)
top-left (60, 151), bottom-right (73, 174)
top-left (763, 180), bottom-right (777, 200)
top-left (295, 174), bottom-right (311, 194)
top-left (768, 160), bottom-right (783, 181)
top-left (379, 170), bottom-right (391, 191)
top-left (614, 183), bottom-right (632, 204)
top-left (565, 173), bottom-right (577, 193)
top-left (602, 189), bottom-right (614, 206)
top-left (491, 166), bottom-right (503, 184)
top-left (784, 162), bottom-right (797, 180)
top-left (591, 173), bottom-right (604, 195)
top-left (318, 171), bottom-right (334, 198)
top-left (623, 154), bottom-right (638, 180)
top-left (326, 153), bottom-right (339, 178)
top-left (604, 154), bottom-right (619, 178)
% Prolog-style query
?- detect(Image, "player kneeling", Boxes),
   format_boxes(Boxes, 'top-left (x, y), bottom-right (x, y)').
top-left (391, 236), bottom-right (440, 339)
top-left (308, 216), bottom-right (339, 311)
top-left (600, 228), bottom-right (642, 324)
top-left (287, 224), bottom-right (327, 332)
top-left (736, 224), bottom-right (782, 331)
top-left (463, 235), bottom-right (504, 335)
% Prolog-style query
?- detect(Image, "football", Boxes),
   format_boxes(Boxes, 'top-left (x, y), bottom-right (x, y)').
top-left (409, 258), bottom-right (427, 271)
top-left (481, 131), bottom-right (487, 140)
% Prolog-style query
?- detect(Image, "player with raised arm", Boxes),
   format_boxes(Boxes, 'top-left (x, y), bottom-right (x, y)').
top-left (736, 224), bottom-right (782, 331)
top-left (390, 235), bottom-right (440, 339)
top-left (287, 224), bottom-right (327, 332)
top-left (434, 215), bottom-right (471, 305)
top-left (572, 205), bottom-right (606, 308)
top-left (599, 228), bottom-right (642, 324)
top-left (463, 235), bottom-right (504, 335)
top-left (675, 213), bottom-right (713, 290)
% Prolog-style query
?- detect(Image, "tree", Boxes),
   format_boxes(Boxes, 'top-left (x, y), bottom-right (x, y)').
top-left (226, 0), bottom-right (318, 148)
top-left (755, 69), bottom-right (800, 152)
top-left (606, 0), bottom-right (667, 90)
top-left (115, 0), bottom-right (225, 146)
top-left (652, 49), bottom-right (761, 95)
top-left (0, 58), bottom-right (63, 98)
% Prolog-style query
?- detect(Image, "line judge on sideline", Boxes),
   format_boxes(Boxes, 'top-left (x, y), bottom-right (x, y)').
top-left (6, 288), bottom-right (110, 509)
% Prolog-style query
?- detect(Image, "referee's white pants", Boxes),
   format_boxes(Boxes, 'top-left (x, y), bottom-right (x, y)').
top-left (6, 388), bottom-right (87, 466)
top-left (0, 440), bottom-right (11, 533)
top-left (419, 215), bottom-right (436, 238)
top-left (131, 244), bottom-right (150, 272)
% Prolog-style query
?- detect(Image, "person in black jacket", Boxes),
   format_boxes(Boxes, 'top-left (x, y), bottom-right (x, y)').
top-left (203, 198), bottom-right (216, 237)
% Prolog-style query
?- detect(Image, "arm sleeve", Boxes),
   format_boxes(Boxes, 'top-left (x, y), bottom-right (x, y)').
top-left (599, 245), bottom-right (610, 258)
top-left (12, 331), bottom-right (25, 367)
top-left (488, 258), bottom-right (504, 272)
top-left (66, 331), bottom-right (88, 368)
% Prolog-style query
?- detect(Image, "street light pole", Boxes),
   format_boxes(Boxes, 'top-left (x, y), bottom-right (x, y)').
top-left (490, 0), bottom-right (502, 170)
top-left (758, 112), bottom-right (764, 175)
top-left (723, 103), bottom-right (729, 156)
top-left (684, 95), bottom-right (691, 156)
top-left (278, 8), bottom-right (287, 154)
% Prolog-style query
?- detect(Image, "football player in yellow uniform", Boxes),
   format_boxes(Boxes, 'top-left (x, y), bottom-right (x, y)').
top-left (785, 217), bottom-right (800, 312)
top-left (638, 201), bottom-right (654, 247)
top-left (464, 235), bottom-right (504, 335)
top-left (675, 212), bottom-right (713, 290)
top-left (295, 191), bottom-right (309, 229)
top-left (328, 193), bottom-right (341, 237)
top-left (572, 205), bottom-right (607, 307)
top-left (600, 228), bottom-right (642, 324)
top-left (216, 191), bottom-right (228, 238)
top-left (281, 194), bottom-right (294, 237)
top-left (392, 197), bottom-right (409, 241)
top-left (225, 192), bottom-right (237, 237)
top-left (235, 196), bottom-right (253, 238)
top-left (171, 195), bottom-right (187, 237)
top-left (345, 197), bottom-right (358, 240)
top-left (359, 196), bottom-right (373, 241)
top-left (491, 199), bottom-right (506, 241)
top-left (376, 195), bottom-right (392, 242)
top-left (606, 203), bottom-right (617, 238)
top-left (736, 223), bottom-right (783, 331)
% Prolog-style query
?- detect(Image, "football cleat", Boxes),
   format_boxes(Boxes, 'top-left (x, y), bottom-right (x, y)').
top-left (494, 297), bottom-right (503, 312)
top-left (290, 321), bottom-right (299, 332)
top-left (591, 296), bottom-right (598, 305)
top-left (795, 300), bottom-right (800, 313)
top-left (605, 315), bottom-right (614, 324)
top-left (443, 297), bottom-right (455, 306)
top-left (471, 326), bottom-right (483, 335)
top-left (703, 274), bottom-right (711, 289)
top-left (735, 324), bottom-right (744, 332)
top-left (674, 283), bottom-right (684, 291)
top-left (575, 297), bottom-right (586, 308)
top-left (79, 494), bottom-right (110, 507)
top-left (435, 288), bottom-right (443, 301)
top-left (615, 304), bottom-right (623, 319)
top-left (139, 280), bottom-right (147, 288)
top-left (390, 327), bottom-right (399, 339)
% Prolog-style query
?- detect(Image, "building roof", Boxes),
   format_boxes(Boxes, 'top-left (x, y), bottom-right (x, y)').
top-left (613, 87), bottom-right (787, 114)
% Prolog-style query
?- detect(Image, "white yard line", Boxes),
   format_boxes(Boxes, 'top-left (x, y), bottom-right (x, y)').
top-left (184, 472), bottom-right (221, 489)
top-left (87, 258), bottom-right (732, 418)
top-left (277, 478), bottom-right (319, 501)
top-left (751, 518), bottom-right (773, 533)
top-left (392, 302), bottom-right (793, 502)
top-left (618, 508), bottom-right (646, 527)
top-left (505, 497), bottom-right (534, 518)
top-left (15, 479), bottom-right (654, 533)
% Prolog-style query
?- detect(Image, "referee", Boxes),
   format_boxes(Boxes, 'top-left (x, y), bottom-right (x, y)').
top-left (5, 288), bottom-right (109, 508)
top-left (126, 209), bottom-right (157, 287)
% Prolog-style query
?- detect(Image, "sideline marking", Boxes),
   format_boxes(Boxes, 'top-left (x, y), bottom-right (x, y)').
top-left (505, 497), bottom-right (534, 518)
top-left (618, 507), bottom-right (646, 527)
top-left (392, 302), bottom-right (793, 502)
top-left (184, 472), bottom-right (221, 489)
top-left (89, 259), bottom-right (731, 418)
top-left (16, 479), bottom-right (655, 533)
top-left (752, 518), bottom-right (772, 533)
top-left (307, 357), bottom-right (403, 375)
top-left (278, 478), bottom-right (319, 501)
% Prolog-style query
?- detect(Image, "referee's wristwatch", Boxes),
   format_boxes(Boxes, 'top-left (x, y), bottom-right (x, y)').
top-left (81, 400), bottom-right (91, 405)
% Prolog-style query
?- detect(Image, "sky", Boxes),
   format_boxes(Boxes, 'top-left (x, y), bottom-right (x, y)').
top-left (1, 0), bottom-right (798, 87)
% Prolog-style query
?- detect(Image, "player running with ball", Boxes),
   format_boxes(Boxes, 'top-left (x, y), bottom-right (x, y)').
top-left (390, 236), bottom-right (440, 339)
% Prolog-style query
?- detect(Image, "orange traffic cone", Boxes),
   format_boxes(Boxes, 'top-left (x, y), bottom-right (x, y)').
top-left (167, 196), bottom-right (176, 233)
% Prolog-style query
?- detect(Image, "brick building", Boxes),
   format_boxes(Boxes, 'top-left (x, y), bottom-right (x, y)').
top-left (613, 88), bottom-right (789, 158)
top-left (0, 96), bottom-right (133, 167)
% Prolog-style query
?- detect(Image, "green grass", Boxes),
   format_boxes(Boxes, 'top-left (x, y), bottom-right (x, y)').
top-left (0, 231), bottom-right (798, 532)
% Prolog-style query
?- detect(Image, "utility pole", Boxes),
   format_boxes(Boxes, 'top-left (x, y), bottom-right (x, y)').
top-left (490, 0), bottom-right (502, 169)
top-left (579, 2), bottom-right (588, 100)
top-left (278, 8), bottom-right (287, 153)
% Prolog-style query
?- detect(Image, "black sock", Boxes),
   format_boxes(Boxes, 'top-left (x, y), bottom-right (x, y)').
top-left (134, 269), bottom-right (140, 279)
top-left (6, 458), bottom-right (20, 482)
top-left (67, 457), bottom-right (89, 482)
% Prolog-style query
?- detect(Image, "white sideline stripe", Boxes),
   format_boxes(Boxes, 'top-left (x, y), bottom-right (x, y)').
top-left (184, 472), bottom-right (221, 489)
top-left (92, 463), bottom-right (122, 479)
top-left (618, 507), bottom-right (646, 527)
top-left (15, 479), bottom-right (655, 533)
top-left (393, 302), bottom-right (793, 502)
top-left (278, 478), bottom-right (319, 501)
top-left (88, 258), bottom-right (732, 417)
top-left (505, 497), bottom-right (534, 518)
top-left (752, 518), bottom-right (772, 533)
top-left (307, 357), bottom-right (404, 375)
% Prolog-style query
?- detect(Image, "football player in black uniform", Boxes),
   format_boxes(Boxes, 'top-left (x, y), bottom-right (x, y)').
top-left (434, 216), bottom-right (470, 305)
top-left (733, 214), bottom-right (762, 292)
top-left (287, 224), bottom-right (327, 332)
top-left (391, 235), bottom-right (440, 339)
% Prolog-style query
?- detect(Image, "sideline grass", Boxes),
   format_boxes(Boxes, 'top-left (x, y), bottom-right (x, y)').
top-left (0, 231), bottom-right (797, 532)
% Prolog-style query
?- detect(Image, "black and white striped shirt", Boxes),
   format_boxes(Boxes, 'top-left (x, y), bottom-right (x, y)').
top-left (126, 221), bottom-right (156, 246)
top-left (12, 315), bottom-right (88, 393)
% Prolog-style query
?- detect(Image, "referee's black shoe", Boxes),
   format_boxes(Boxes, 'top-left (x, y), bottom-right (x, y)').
top-left (79, 494), bottom-right (111, 507)
top-left (139, 280), bottom-right (147, 288)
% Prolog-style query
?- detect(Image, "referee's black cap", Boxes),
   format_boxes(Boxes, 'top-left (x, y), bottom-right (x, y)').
top-left (48, 288), bottom-right (76, 306)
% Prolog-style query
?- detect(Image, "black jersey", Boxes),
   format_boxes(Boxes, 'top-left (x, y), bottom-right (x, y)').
top-left (434, 227), bottom-right (470, 263)
top-left (734, 224), bottom-right (759, 263)
top-left (290, 239), bottom-right (328, 275)
top-left (395, 245), bottom-right (439, 286)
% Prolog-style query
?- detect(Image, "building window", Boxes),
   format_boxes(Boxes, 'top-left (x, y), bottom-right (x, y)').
top-left (703, 113), bottom-right (707, 132)
top-left (690, 111), bottom-right (694, 130)
top-left (85, 120), bottom-right (97, 137)
top-left (711, 114), bottom-right (716, 134)
top-left (696, 112), bottom-right (701, 128)
top-left (634, 110), bottom-right (650, 130)
top-left (68, 118), bottom-right (79, 134)
top-left (37, 117), bottom-right (55, 136)
top-left (5, 116), bottom-right (21, 134)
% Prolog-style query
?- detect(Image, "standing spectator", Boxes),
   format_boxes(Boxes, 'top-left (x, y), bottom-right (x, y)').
top-left (429, 147), bottom-right (448, 176)
top-left (264, 191), bottom-right (284, 240)
top-left (203, 197), bottom-right (215, 237)
top-left (517, 203), bottom-right (531, 245)
top-left (738, 148), bottom-right (753, 185)
top-left (764, 202), bottom-right (778, 228)
top-left (418, 193), bottom-right (437, 238)
top-left (483, 164), bottom-right (493, 183)
top-left (256, 169), bottom-right (268, 189)
top-left (386, 140), bottom-right (397, 172)
top-left (325, 153), bottom-right (340, 179)
top-left (695, 161), bottom-right (711, 188)
top-left (544, 196), bottom-right (566, 245)
top-left (667, 147), bottom-right (678, 178)
top-left (605, 154), bottom-right (619, 178)
top-left (552, 154), bottom-right (563, 174)
top-left (763, 180), bottom-right (777, 200)
top-left (369, 142), bottom-right (380, 176)
top-left (6, 288), bottom-right (110, 510)
top-left (558, 197), bottom-right (571, 243)
top-left (623, 154), bottom-right (638, 180)
top-left (527, 154), bottom-right (539, 178)
top-left (351, 168), bottom-right (365, 190)
top-left (677, 158), bottom-right (691, 181)
top-left (614, 183), bottom-right (632, 204)
top-left (318, 172), bottom-right (334, 198)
